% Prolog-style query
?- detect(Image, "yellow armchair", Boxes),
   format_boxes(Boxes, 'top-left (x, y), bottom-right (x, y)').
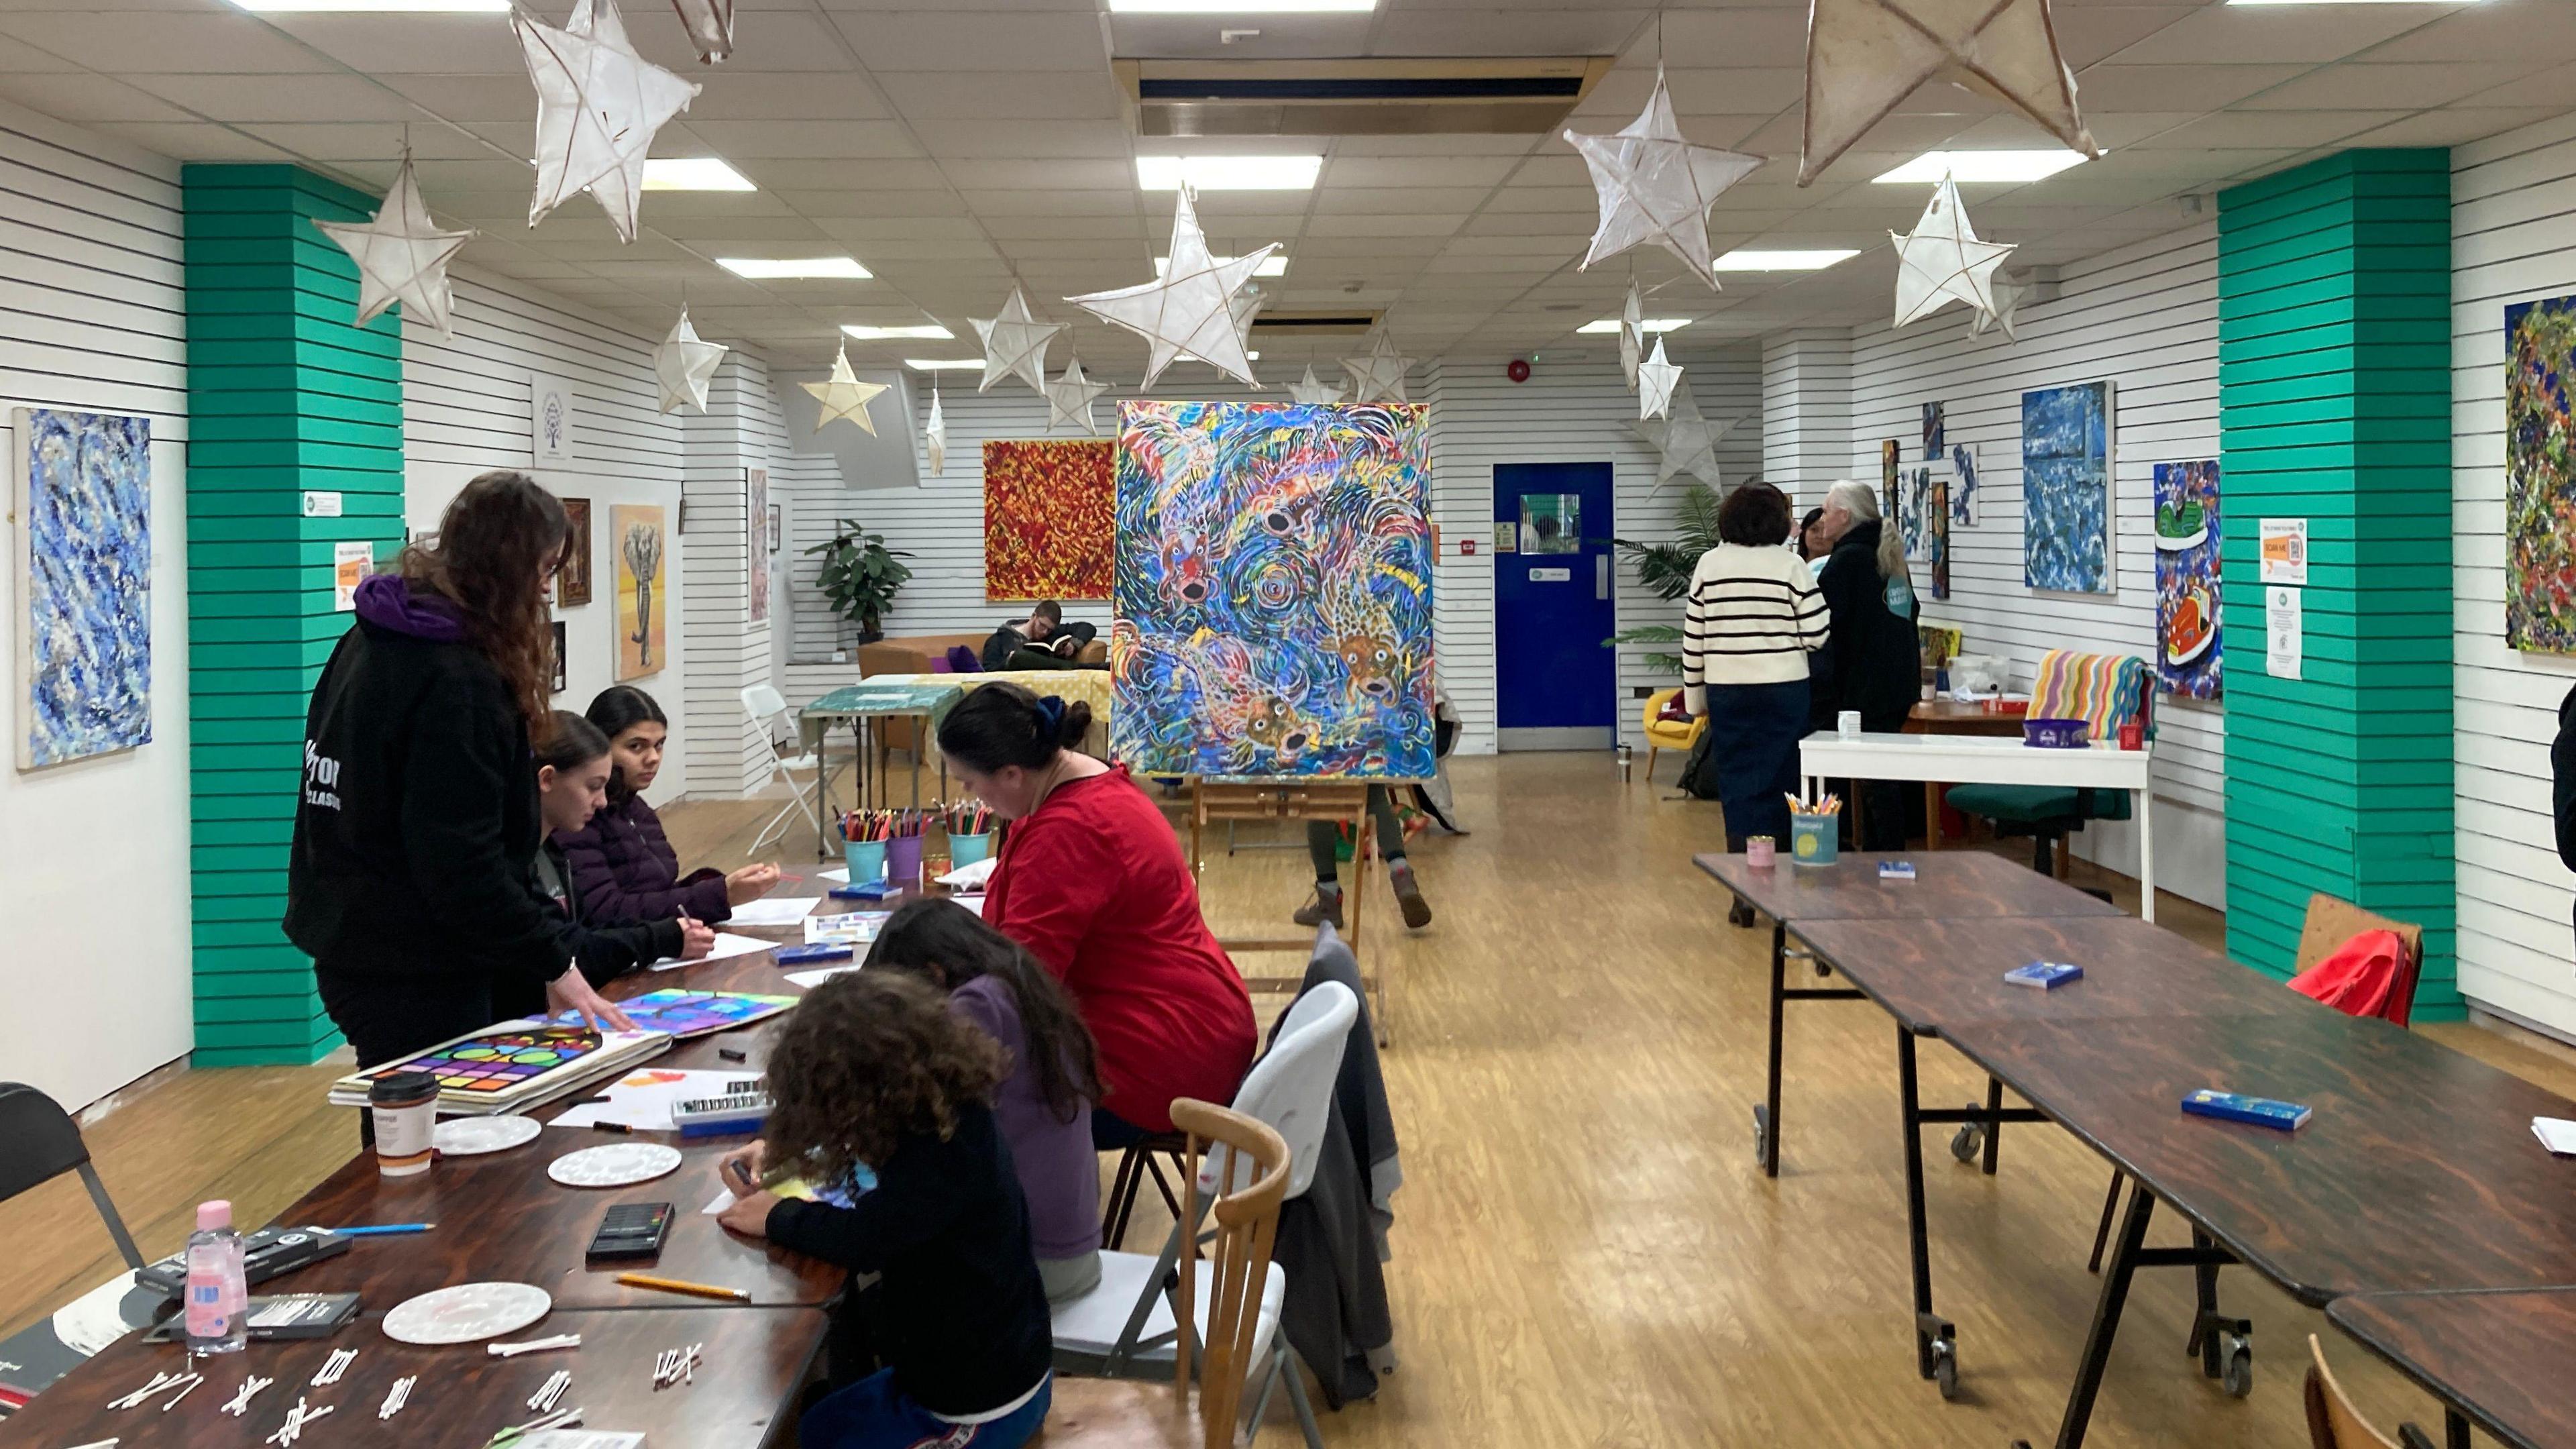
top-left (1638, 688), bottom-right (1705, 786)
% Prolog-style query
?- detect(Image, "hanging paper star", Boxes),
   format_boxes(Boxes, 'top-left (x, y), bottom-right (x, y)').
top-left (652, 307), bottom-right (726, 415)
top-left (1230, 283), bottom-right (1267, 356)
top-left (515, 0), bottom-right (702, 244)
top-left (970, 286), bottom-right (1063, 395)
top-left (1801, 0), bottom-right (2097, 186)
top-left (1891, 175), bottom-right (2016, 329)
top-left (1340, 329), bottom-right (1414, 405)
top-left (1619, 283), bottom-right (1645, 391)
top-left (1287, 365), bottom-right (1347, 407)
top-left (1637, 337), bottom-right (1682, 421)
top-left (668, 0), bottom-right (733, 62)
top-left (1631, 376), bottom-right (1734, 494)
top-left (1067, 186), bottom-right (1273, 388)
top-left (1044, 355), bottom-right (1108, 435)
top-left (803, 347), bottom-right (887, 436)
top-left (924, 383), bottom-right (947, 475)
top-left (1564, 67), bottom-right (1764, 292)
top-left (1970, 272), bottom-right (2023, 341)
top-left (313, 150), bottom-right (475, 341)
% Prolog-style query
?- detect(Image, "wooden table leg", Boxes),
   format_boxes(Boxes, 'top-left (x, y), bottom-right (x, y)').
top-left (1925, 781), bottom-right (1943, 849)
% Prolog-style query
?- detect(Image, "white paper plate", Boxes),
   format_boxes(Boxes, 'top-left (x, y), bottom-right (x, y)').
top-left (383, 1282), bottom-right (553, 1346)
top-left (434, 1115), bottom-right (543, 1156)
top-left (547, 1142), bottom-right (684, 1189)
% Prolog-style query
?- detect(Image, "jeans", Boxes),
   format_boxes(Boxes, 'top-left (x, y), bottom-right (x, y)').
top-left (802, 1368), bottom-right (1052, 1449)
top-left (1307, 784), bottom-right (1407, 880)
top-left (1702, 678), bottom-right (1813, 851)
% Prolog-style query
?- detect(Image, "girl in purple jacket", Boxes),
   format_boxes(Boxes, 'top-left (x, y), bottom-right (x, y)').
top-left (554, 686), bottom-right (780, 925)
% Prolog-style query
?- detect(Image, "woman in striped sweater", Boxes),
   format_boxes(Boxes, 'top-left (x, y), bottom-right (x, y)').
top-left (1682, 482), bottom-right (1829, 926)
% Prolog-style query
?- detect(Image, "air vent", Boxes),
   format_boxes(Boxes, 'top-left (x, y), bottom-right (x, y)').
top-left (1117, 57), bottom-right (1613, 138)
top-left (1247, 311), bottom-right (1383, 337)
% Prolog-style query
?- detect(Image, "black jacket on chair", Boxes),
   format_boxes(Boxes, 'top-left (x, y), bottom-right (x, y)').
top-left (2553, 682), bottom-right (2576, 941)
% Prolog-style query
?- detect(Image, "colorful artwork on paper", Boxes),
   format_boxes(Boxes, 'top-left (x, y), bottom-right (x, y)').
top-left (1112, 400), bottom-right (1434, 778)
top-left (15, 408), bottom-right (152, 770)
top-left (2021, 380), bottom-right (2114, 594)
top-left (557, 496), bottom-right (593, 606)
top-left (1950, 443), bottom-right (1979, 525)
top-left (612, 503), bottom-right (667, 682)
top-left (2507, 295), bottom-right (2576, 651)
top-left (364, 1026), bottom-right (602, 1095)
top-left (2155, 460), bottom-right (2222, 698)
top-left (549, 989), bottom-right (796, 1040)
top-left (1922, 400), bottom-right (1945, 461)
top-left (1927, 476), bottom-right (1950, 602)
top-left (983, 439), bottom-right (1114, 600)
top-left (747, 468), bottom-right (769, 625)
top-left (1880, 438), bottom-right (1901, 520)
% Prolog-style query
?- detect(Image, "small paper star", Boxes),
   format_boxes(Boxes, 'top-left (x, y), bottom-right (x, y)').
top-left (1619, 283), bottom-right (1645, 391)
top-left (1068, 186), bottom-right (1273, 388)
top-left (1802, 0), bottom-right (2097, 186)
top-left (924, 383), bottom-right (947, 474)
top-left (1631, 375), bottom-right (1733, 494)
top-left (1637, 337), bottom-right (1682, 421)
top-left (1890, 175), bottom-right (2016, 329)
top-left (804, 346), bottom-right (888, 435)
top-left (514, 0), bottom-right (702, 244)
top-left (971, 286), bottom-right (1064, 395)
top-left (313, 150), bottom-right (474, 341)
top-left (1287, 365), bottom-right (1347, 406)
top-left (1970, 272), bottom-right (2023, 341)
top-left (1564, 67), bottom-right (1764, 292)
top-left (1044, 354), bottom-right (1108, 435)
top-left (653, 307), bottom-right (726, 415)
top-left (1340, 329), bottom-right (1413, 405)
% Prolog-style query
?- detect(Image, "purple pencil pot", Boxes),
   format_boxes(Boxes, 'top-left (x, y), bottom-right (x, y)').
top-left (887, 833), bottom-right (924, 887)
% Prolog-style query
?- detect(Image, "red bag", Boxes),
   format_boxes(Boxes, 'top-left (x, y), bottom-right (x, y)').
top-left (2286, 928), bottom-right (2410, 1024)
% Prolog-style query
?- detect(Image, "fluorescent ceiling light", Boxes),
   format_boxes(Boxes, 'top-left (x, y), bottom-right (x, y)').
top-left (1110, 0), bottom-right (1374, 11)
top-left (641, 158), bottom-right (754, 192)
top-left (1716, 248), bottom-right (1862, 271)
top-left (906, 358), bottom-right (985, 372)
top-left (716, 256), bottom-right (871, 280)
top-left (1156, 253), bottom-right (1289, 278)
top-left (1136, 155), bottom-right (1323, 191)
top-left (225, 0), bottom-right (506, 9)
top-left (843, 323), bottom-right (954, 340)
top-left (1575, 317), bottom-right (1691, 335)
top-left (1246, 350), bottom-right (1260, 360)
top-left (2229, 1), bottom-right (2484, 5)
top-left (1875, 150), bottom-right (2092, 184)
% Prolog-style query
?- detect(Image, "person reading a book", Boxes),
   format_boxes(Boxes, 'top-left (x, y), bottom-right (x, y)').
top-left (716, 973), bottom-right (1053, 1449)
top-left (286, 472), bottom-right (633, 1070)
top-left (980, 600), bottom-right (1102, 672)
top-left (557, 686), bottom-right (778, 925)
top-left (936, 683), bottom-right (1256, 1148)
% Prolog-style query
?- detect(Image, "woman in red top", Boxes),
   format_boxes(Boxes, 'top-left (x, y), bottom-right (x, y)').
top-left (938, 684), bottom-right (1254, 1143)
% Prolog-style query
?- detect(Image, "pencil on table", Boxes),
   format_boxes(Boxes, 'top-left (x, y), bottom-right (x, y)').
top-left (614, 1273), bottom-right (751, 1303)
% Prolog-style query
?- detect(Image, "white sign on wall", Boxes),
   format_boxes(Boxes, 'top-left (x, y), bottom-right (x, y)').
top-left (333, 541), bottom-right (373, 612)
top-left (2265, 585), bottom-right (2302, 680)
top-left (2259, 517), bottom-right (2308, 586)
top-left (531, 375), bottom-right (577, 463)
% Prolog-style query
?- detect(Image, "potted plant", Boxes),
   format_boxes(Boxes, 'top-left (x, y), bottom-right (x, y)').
top-left (1605, 478), bottom-right (1726, 672)
top-left (805, 519), bottom-right (914, 644)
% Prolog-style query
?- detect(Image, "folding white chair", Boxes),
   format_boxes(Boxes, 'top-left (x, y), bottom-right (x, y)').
top-left (741, 684), bottom-right (824, 857)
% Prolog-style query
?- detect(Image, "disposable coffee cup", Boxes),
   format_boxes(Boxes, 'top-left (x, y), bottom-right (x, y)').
top-left (1837, 710), bottom-right (1862, 739)
top-left (369, 1071), bottom-right (439, 1177)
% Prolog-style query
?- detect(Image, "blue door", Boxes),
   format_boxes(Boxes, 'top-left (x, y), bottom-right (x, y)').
top-left (1494, 462), bottom-right (1617, 749)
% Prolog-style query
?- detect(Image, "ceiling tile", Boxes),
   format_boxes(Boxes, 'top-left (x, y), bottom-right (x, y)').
top-left (906, 117), bottom-right (1131, 158)
top-left (2341, 107), bottom-right (2571, 149)
top-left (0, 71), bottom-right (192, 123)
top-left (2360, 0), bottom-right (2576, 64)
top-left (682, 119), bottom-right (920, 160)
top-left (256, 14), bottom-right (526, 74)
top-left (0, 11), bottom-right (339, 72)
top-left (2235, 61), bottom-right (2554, 113)
top-left (872, 69), bottom-right (1116, 121)
top-left (83, 120), bottom-right (296, 160)
top-left (2070, 62), bottom-right (2307, 113)
top-left (683, 73), bottom-right (891, 121)
top-left (2098, 6), bottom-right (2450, 67)
top-left (2132, 109), bottom-right (2410, 150)
top-left (831, 11), bottom-right (1106, 71)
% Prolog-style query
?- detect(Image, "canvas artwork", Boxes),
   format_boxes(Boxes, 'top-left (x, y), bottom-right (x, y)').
top-left (1950, 443), bottom-right (1980, 525)
top-left (983, 439), bottom-right (1114, 600)
top-left (612, 503), bottom-right (667, 681)
top-left (2021, 380), bottom-right (2114, 593)
top-left (549, 989), bottom-right (796, 1040)
top-left (1897, 466), bottom-right (1933, 559)
top-left (362, 1026), bottom-right (600, 1097)
top-left (551, 620), bottom-right (568, 693)
top-left (767, 502), bottom-right (782, 553)
top-left (747, 468), bottom-right (769, 625)
top-left (2155, 460), bottom-right (2222, 698)
top-left (13, 407), bottom-right (152, 771)
top-left (1927, 476), bottom-right (1951, 601)
top-left (1112, 400), bottom-right (1435, 778)
top-left (1880, 439), bottom-right (1901, 519)
top-left (2507, 294), bottom-right (2576, 651)
top-left (1922, 400), bottom-right (1945, 461)
top-left (558, 496), bottom-right (593, 606)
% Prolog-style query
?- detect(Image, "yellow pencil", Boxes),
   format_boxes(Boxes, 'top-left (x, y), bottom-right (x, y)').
top-left (615, 1273), bottom-right (751, 1303)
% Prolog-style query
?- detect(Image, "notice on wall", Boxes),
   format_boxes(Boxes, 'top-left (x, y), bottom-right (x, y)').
top-left (2259, 517), bottom-right (2308, 586)
top-left (333, 541), bottom-right (373, 612)
top-left (2265, 585), bottom-right (2303, 680)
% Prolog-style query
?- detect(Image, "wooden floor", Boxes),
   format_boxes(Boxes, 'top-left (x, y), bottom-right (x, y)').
top-left (13, 751), bottom-right (2576, 1446)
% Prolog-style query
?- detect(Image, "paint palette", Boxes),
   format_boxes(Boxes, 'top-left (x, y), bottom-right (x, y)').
top-left (378, 1026), bottom-right (598, 1095)
top-left (549, 989), bottom-right (797, 1040)
top-left (329, 1020), bottom-right (672, 1116)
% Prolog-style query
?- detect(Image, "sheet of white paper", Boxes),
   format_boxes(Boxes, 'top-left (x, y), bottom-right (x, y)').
top-left (702, 1187), bottom-right (738, 1216)
top-left (938, 857), bottom-right (998, 890)
top-left (650, 931), bottom-right (774, 971)
top-left (2534, 1116), bottom-right (2576, 1156)
top-left (724, 896), bottom-right (822, 927)
top-left (2265, 585), bottom-right (2302, 681)
top-left (785, 965), bottom-right (865, 989)
top-left (818, 866), bottom-right (849, 883)
top-left (805, 912), bottom-right (890, 945)
top-left (551, 1068), bottom-right (763, 1132)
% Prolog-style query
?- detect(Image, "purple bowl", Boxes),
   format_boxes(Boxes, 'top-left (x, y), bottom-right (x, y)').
top-left (2023, 717), bottom-right (2091, 749)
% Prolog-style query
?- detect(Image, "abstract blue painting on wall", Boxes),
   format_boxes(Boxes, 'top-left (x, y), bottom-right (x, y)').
top-left (1111, 400), bottom-right (1435, 778)
top-left (2021, 380), bottom-right (2114, 593)
top-left (14, 408), bottom-right (152, 769)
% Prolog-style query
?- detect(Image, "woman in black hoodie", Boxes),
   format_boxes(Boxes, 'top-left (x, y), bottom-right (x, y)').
top-left (1811, 479), bottom-right (1921, 852)
top-left (286, 472), bottom-right (632, 1068)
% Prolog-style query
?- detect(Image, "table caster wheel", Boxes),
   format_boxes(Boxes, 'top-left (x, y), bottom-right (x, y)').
top-left (1752, 1104), bottom-right (1770, 1165)
top-left (1949, 1114), bottom-right (1984, 1163)
top-left (2220, 1333), bottom-right (2253, 1397)
top-left (1929, 1337), bottom-right (1959, 1401)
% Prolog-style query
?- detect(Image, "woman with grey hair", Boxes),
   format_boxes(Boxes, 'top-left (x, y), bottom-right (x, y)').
top-left (1811, 480), bottom-right (1919, 850)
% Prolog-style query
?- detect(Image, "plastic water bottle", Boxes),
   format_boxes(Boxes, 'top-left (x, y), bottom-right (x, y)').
top-left (184, 1199), bottom-right (248, 1354)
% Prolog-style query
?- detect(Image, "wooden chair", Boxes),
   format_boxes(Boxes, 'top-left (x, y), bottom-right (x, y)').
top-left (1043, 1099), bottom-right (1293, 1449)
top-left (2304, 1335), bottom-right (2438, 1449)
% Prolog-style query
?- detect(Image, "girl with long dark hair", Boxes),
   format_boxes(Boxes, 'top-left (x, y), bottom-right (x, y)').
top-left (555, 684), bottom-right (778, 924)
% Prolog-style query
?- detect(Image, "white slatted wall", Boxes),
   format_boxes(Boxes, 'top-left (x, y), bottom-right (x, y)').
top-left (1761, 329), bottom-right (1854, 509)
top-left (677, 357), bottom-right (778, 799)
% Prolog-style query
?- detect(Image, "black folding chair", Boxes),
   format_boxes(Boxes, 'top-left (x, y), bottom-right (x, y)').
top-left (0, 1082), bottom-right (146, 1272)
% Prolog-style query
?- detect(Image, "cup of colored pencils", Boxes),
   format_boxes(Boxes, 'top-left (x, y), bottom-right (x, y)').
top-left (1786, 786), bottom-right (1842, 868)
top-left (839, 810), bottom-right (888, 883)
top-left (942, 800), bottom-right (996, 867)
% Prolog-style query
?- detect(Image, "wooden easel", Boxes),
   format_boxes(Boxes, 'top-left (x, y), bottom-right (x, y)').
top-left (1187, 778), bottom-right (1389, 1042)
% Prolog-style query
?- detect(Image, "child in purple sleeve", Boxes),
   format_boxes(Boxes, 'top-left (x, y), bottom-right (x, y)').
top-left (554, 686), bottom-right (778, 925)
top-left (865, 898), bottom-right (1104, 1301)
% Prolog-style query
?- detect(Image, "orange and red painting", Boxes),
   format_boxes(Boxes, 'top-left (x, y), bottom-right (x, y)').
top-left (983, 439), bottom-right (1113, 601)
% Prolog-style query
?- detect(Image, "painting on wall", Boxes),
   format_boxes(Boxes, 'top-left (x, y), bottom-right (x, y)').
top-left (2507, 294), bottom-right (2576, 651)
top-left (551, 620), bottom-right (568, 694)
top-left (1926, 476), bottom-right (1950, 602)
top-left (2021, 380), bottom-right (2114, 594)
top-left (983, 439), bottom-right (1114, 601)
top-left (1950, 443), bottom-right (1979, 526)
top-left (767, 502), bottom-right (782, 553)
top-left (13, 407), bottom-right (152, 770)
top-left (1112, 400), bottom-right (1434, 778)
top-left (1922, 400), bottom-right (1945, 461)
top-left (2155, 460), bottom-right (2222, 698)
top-left (531, 375), bottom-right (576, 463)
top-left (557, 496), bottom-right (593, 606)
top-left (747, 468), bottom-right (769, 625)
top-left (1896, 466), bottom-right (1933, 560)
top-left (612, 503), bottom-right (666, 682)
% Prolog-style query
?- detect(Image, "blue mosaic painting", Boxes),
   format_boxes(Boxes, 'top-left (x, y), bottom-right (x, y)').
top-left (2021, 381), bottom-right (2113, 594)
top-left (1110, 400), bottom-right (1435, 778)
top-left (16, 408), bottom-right (152, 769)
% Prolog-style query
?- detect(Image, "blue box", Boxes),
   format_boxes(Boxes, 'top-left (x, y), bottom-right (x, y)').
top-left (1878, 861), bottom-right (1917, 880)
top-left (2180, 1090), bottom-right (2311, 1131)
top-left (2004, 961), bottom-right (2083, 989)
top-left (776, 942), bottom-right (853, 965)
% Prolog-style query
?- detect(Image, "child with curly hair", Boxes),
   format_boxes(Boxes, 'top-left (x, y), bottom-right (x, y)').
top-left (716, 972), bottom-right (1051, 1448)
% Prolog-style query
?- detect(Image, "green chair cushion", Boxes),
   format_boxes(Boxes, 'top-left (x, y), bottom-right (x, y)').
top-left (1945, 783), bottom-right (2133, 824)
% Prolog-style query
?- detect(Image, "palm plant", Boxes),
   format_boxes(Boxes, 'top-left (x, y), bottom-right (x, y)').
top-left (1607, 478), bottom-right (1728, 674)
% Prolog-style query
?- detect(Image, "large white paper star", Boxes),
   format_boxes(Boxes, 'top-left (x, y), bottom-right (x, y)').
top-left (1068, 186), bottom-right (1273, 388)
top-left (653, 306), bottom-right (726, 414)
top-left (804, 347), bottom-right (888, 436)
top-left (669, 0), bottom-right (732, 62)
top-left (1044, 355), bottom-right (1109, 435)
top-left (1637, 337), bottom-right (1682, 421)
top-left (1287, 365), bottom-right (1347, 407)
top-left (1970, 272), bottom-right (2023, 341)
top-left (924, 384), bottom-right (947, 475)
top-left (1801, 0), bottom-right (2098, 186)
top-left (1564, 68), bottom-right (1764, 292)
top-left (1340, 329), bottom-right (1413, 405)
top-left (1619, 283), bottom-right (1645, 391)
top-left (313, 151), bottom-right (475, 341)
top-left (1631, 376), bottom-right (1733, 494)
top-left (971, 287), bottom-right (1063, 395)
top-left (515, 0), bottom-right (702, 244)
top-left (1891, 175), bottom-right (2017, 329)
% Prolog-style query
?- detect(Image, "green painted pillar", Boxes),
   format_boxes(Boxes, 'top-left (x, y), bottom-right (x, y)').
top-left (2216, 149), bottom-right (2457, 1018)
top-left (182, 165), bottom-right (407, 1064)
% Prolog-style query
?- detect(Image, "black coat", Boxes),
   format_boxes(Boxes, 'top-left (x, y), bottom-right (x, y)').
top-left (1812, 520), bottom-right (1919, 730)
top-left (2554, 682), bottom-right (2576, 939)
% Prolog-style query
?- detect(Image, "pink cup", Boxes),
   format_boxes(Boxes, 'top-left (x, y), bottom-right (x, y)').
top-left (1746, 836), bottom-right (1777, 868)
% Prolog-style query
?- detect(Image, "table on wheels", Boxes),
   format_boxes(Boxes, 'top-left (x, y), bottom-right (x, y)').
top-left (798, 681), bottom-right (963, 857)
top-left (2327, 1288), bottom-right (2576, 1449)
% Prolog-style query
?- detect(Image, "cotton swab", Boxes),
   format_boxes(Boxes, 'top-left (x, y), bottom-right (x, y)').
top-left (526, 1370), bottom-right (572, 1413)
top-left (264, 1396), bottom-right (333, 1447)
top-left (310, 1348), bottom-right (358, 1387)
top-left (160, 1376), bottom-right (205, 1412)
top-left (378, 1375), bottom-right (416, 1421)
top-left (223, 1376), bottom-right (276, 1417)
top-left (488, 1333), bottom-right (582, 1358)
top-left (107, 1371), bottom-right (184, 1409)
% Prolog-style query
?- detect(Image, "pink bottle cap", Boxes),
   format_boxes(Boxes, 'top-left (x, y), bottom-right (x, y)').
top-left (197, 1200), bottom-right (233, 1231)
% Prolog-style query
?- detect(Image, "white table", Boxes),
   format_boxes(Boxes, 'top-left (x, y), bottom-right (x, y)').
top-left (1799, 733), bottom-right (2158, 922)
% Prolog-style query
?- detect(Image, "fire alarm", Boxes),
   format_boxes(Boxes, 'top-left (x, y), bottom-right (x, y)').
top-left (1506, 358), bottom-right (1531, 383)
top-left (1462, 537), bottom-right (1479, 555)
